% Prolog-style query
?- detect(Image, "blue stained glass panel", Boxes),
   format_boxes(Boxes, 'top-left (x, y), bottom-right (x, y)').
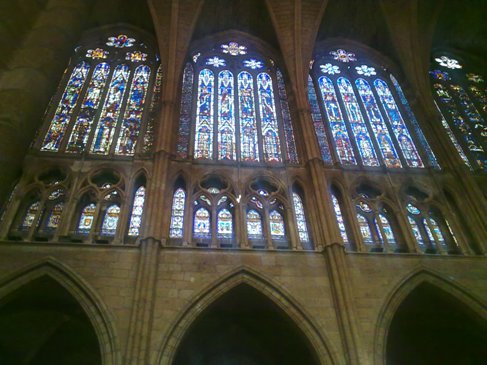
top-left (357, 214), bottom-right (373, 244)
top-left (170, 188), bottom-right (185, 238)
top-left (318, 76), bottom-right (356, 165)
top-left (194, 207), bottom-right (210, 238)
top-left (66, 63), bottom-right (110, 153)
top-left (408, 216), bottom-right (424, 247)
top-left (177, 63), bottom-right (194, 158)
top-left (238, 71), bottom-right (259, 161)
top-left (128, 186), bottom-right (145, 236)
top-left (374, 79), bottom-right (424, 167)
top-left (355, 78), bottom-right (401, 168)
top-left (429, 218), bottom-right (446, 248)
top-left (194, 69), bottom-right (214, 159)
top-left (78, 203), bottom-right (96, 233)
top-left (41, 62), bottom-right (90, 151)
top-left (276, 70), bottom-right (298, 164)
top-left (101, 204), bottom-right (120, 236)
top-left (292, 193), bottom-right (310, 243)
top-left (217, 209), bottom-right (233, 238)
top-left (91, 64), bottom-right (131, 154)
top-left (337, 77), bottom-right (379, 166)
top-left (116, 65), bottom-right (151, 155)
top-left (247, 209), bottom-right (263, 239)
top-left (217, 70), bottom-right (235, 160)
top-left (308, 76), bottom-right (332, 163)
top-left (390, 75), bottom-right (440, 169)
top-left (379, 214), bottom-right (395, 246)
top-left (258, 73), bottom-right (281, 162)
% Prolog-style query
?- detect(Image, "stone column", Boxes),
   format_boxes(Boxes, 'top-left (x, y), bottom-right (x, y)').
top-left (0, 0), bottom-right (94, 205)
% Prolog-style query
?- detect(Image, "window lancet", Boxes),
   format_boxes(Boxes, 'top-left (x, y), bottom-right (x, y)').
top-left (269, 210), bottom-right (285, 239)
top-left (170, 188), bottom-right (186, 239)
top-left (46, 202), bottom-right (64, 231)
top-left (292, 192), bottom-right (310, 243)
top-left (194, 69), bottom-right (215, 159)
top-left (217, 70), bottom-right (236, 160)
top-left (246, 209), bottom-right (263, 239)
top-left (21, 201), bottom-right (41, 230)
top-left (79, 203), bottom-right (96, 234)
top-left (217, 209), bottom-right (233, 238)
top-left (239, 71), bottom-right (259, 161)
top-left (128, 186), bottom-right (145, 236)
top-left (331, 194), bottom-right (349, 244)
top-left (258, 72), bottom-right (281, 162)
top-left (177, 63), bottom-right (194, 158)
top-left (101, 205), bottom-right (121, 236)
top-left (194, 207), bottom-right (211, 238)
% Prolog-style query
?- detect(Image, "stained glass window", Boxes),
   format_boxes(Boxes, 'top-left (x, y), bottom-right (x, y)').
top-left (41, 62), bottom-right (90, 151)
top-left (423, 218), bottom-right (435, 246)
top-left (177, 63), bottom-right (194, 158)
top-left (374, 79), bottom-right (423, 168)
top-left (115, 65), bottom-right (151, 155)
top-left (78, 203), bottom-right (96, 233)
top-left (337, 77), bottom-right (379, 166)
top-left (91, 64), bottom-right (131, 154)
top-left (379, 214), bottom-right (395, 246)
top-left (357, 214), bottom-right (373, 244)
top-left (46, 202), bottom-right (64, 230)
top-left (193, 207), bottom-right (210, 238)
top-left (355, 78), bottom-right (401, 168)
top-left (269, 210), bottom-right (285, 239)
top-left (318, 76), bottom-right (356, 165)
top-left (170, 188), bottom-right (186, 238)
top-left (21, 201), bottom-right (41, 230)
top-left (217, 70), bottom-right (235, 160)
top-left (239, 71), bottom-right (259, 161)
top-left (390, 75), bottom-right (439, 169)
top-left (194, 69), bottom-right (214, 159)
top-left (67, 63), bottom-right (110, 153)
top-left (258, 73), bottom-right (281, 162)
top-left (407, 216), bottom-right (423, 247)
top-left (217, 209), bottom-right (233, 238)
top-left (308, 76), bottom-right (332, 163)
top-left (128, 186), bottom-right (145, 236)
top-left (292, 193), bottom-right (309, 243)
top-left (331, 194), bottom-right (349, 244)
top-left (246, 210), bottom-right (263, 239)
top-left (276, 70), bottom-right (298, 163)
top-left (429, 218), bottom-right (446, 248)
top-left (101, 204), bottom-right (120, 236)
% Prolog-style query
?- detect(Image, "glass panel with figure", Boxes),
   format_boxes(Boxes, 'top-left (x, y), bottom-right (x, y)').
top-left (101, 205), bottom-right (120, 236)
top-left (247, 209), bottom-right (263, 239)
top-left (169, 188), bottom-right (186, 238)
top-left (78, 203), bottom-right (96, 234)
top-left (217, 209), bottom-right (233, 238)
top-left (193, 207), bottom-right (210, 238)
top-left (194, 69), bottom-right (214, 159)
top-left (128, 186), bottom-right (145, 236)
top-left (217, 70), bottom-right (236, 160)
top-left (269, 210), bottom-right (285, 239)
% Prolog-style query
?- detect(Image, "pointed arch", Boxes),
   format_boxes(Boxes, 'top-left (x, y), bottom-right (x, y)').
top-left (157, 267), bottom-right (338, 365)
top-left (0, 258), bottom-right (121, 365)
top-left (374, 268), bottom-right (487, 365)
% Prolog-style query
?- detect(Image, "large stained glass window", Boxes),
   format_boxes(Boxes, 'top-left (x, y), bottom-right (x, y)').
top-left (430, 56), bottom-right (486, 171)
top-left (39, 31), bottom-right (157, 157)
top-left (169, 188), bottom-right (186, 238)
top-left (310, 49), bottom-right (429, 169)
top-left (101, 204), bottom-right (120, 236)
top-left (183, 41), bottom-right (298, 164)
top-left (66, 63), bottom-right (110, 153)
top-left (41, 62), bottom-right (90, 151)
top-left (246, 209), bottom-right (263, 239)
top-left (78, 203), bottom-right (96, 234)
top-left (128, 186), bottom-right (145, 236)
top-left (292, 193), bottom-right (310, 243)
top-left (115, 65), bottom-right (151, 155)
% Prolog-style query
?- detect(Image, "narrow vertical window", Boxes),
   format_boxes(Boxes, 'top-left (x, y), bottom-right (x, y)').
top-left (374, 79), bottom-right (423, 167)
top-left (91, 64), bottom-right (131, 154)
top-left (276, 70), bottom-right (298, 163)
top-left (169, 188), bottom-right (186, 238)
top-left (128, 186), bottom-right (145, 236)
top-left (355, 78), bottom-right (401, 168)
top-left (357, 214), bottom-right (373, 245)
top-left (379, 213), bottom-right (396, 246)
top-left (331, 194), bottom-right (349, 244)
top-left (407, 216), bottom-right (423, 247)
top-left (318, 76), bottom-right (356, 165)
top-left (116, 65), bottom-right (151, 155)
top-left (193, 207), bottom-right (210, 238)
top-left (269, 210), bottom-right (285, 239)
top-left (239, 71), bottom-right (259, 161)
top-left (308, 75), bottom-right (332, 163)
top-left (292, 192), bottom-right (310, 243)
top-left (258, 73), bottom-right (281, 162)
top-left (21, 201), bottom-right (41, 230)
top-left (46, 202), bottom-right (64, 230)
top-left (194, 69), bottom-right (214, 159)
top-left (177, 63), bottom-right (194, 158)
top-left (66, 63), bottom-right (110, 153)
top-left (337, 77), bottom-right (379, 166)
top-left (101, 205), bottom-right (120, 236)
top-left (78, 203), bottom-right (96, 234)
top-left (217, 209), bottom-right (233, 238)
top-left (429, 218), bottom-right (446, 248)
top-left (246, 209), bottom-right (263, 239)
top-left (41, 62), bottom-right (90, 151)
top-left (217, 70), bottom-right (235, 160)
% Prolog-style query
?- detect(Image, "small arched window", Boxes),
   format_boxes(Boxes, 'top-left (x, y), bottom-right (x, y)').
top-left (78, 203), bottom-right (96, 234)
top-left (309, 47), bottom-right (438, 169)
top-left (193, 207), bottom-right (211, 239)
top-left (128, 185), bottom-right (146, 236)
top-left (292, 190), bottom-right (311, 248)
top-left (176, 39), bottom-right (298, 164)
top-left (330, 192), bottom-right (350, 245)
top-left (20, 201), bottom-right (41, 231)
top-left (101, 204), bottom-right (120, 236)
top-left (39, 29), bottom-right (158, 157)
top-left (246, 209), bottom-right (264, 240)
top-left (169, 187), bottom-right (186, 239)
top-left (269, 210), bottom-right (285, 239)
top-left (430, 54), bottom-right (486, 171)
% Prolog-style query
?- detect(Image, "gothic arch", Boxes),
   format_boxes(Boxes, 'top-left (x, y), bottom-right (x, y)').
top-left (0, 257), bottom-right (121, 365)
top-left (373, 268), bottom-right (487, 365)
top-left (157, 267), bottom-right (339, 365)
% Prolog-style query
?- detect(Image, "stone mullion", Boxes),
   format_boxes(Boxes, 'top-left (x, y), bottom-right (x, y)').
top-left (124, 237), bottom-right (161, 365)
top-left (239, 200), bottom-right (249, 248)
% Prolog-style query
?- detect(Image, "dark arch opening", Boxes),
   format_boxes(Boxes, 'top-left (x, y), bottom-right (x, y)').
top-left (0, 276), bottom-right (101, 365)
top-left (386, 282), bottom-right (487, 365)
top-left (173, 284), bottom-right (320, 365)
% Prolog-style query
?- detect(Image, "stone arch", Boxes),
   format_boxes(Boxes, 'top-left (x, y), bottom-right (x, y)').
top-left (157, 267), bottom-right (339, 365)
top-left (373, 268), bottom-right (486, 365)
top-left (0, 257), bottom-right (121, 365)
